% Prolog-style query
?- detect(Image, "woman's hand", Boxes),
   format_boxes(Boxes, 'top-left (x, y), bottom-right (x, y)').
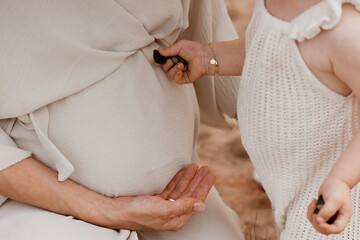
top-left (101, 164), bottom-right (215, 231)
top-left (307, 178), bottom-right (352, 235)
top-left (160, 163), bottom-right (215, 202)
top-left (0, 157), bottom-right (214, 232)
top-left (104, 195), bottom-right (204, 231)
top-left (157, 40), bottom-right (211, 84)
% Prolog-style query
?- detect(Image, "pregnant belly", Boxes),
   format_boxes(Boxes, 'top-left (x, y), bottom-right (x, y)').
top-left (43, 53), bottom-right (199, 197)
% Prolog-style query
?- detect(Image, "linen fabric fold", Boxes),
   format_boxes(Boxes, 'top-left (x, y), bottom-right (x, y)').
top-left (0, 0), bottom-right (240, 210)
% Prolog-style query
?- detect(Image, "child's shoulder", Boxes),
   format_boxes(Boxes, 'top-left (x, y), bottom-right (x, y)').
top-left (327, 4), bottom-right (360, 45)
top-left (326, 3), bottom-right (360, 91)
top-left (290, 2), bottom-right (360, 46)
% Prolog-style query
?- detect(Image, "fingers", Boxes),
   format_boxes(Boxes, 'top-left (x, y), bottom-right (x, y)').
top-left (322, 211), bottom-right (349, 234)
top-left (315, 214), bottom-right (349, 235)
top-left (317, 198), bottom-right (341, 224)
top-left (162, 59), bottom-right (174, 72)
top-left (168, 164), bottom-right (199, 199)
top-left (166, 164), bottom-right (216, 203)
top-left (176, 166), bottom-right (216, 202)
top-left (178, 166), bottom-right (210, 199)
top-left (307, 198), bottom-right (317, 221)
top-left (155, 40), bottom-right (205, 85)
top-left (308, 196), bottom-right (351, 235)
top-left (167, 62), bottom-right (184, 82)
top-left (160, 192), bottom-right (205, 231)
top-left (158, 41), bottom-right (184, 57)
top-left (160, 170), bottom-right (185, 199)
top-left (191, 173), bottom-right (216, 202)
top-left (173, 64), bottom-right (184, 83)
top-left (308, 198), bottom-right (325, 233)
top-left (168, 198), bottom-right (205, 217)
top-left (317, 203), bottom-right (351, 235)
top-left (161, 58), bottom-right (185, 82)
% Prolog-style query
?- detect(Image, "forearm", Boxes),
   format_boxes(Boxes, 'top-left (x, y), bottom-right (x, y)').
top-left (0, 157), bottom-right (207, 231)
top-left (206, 37), bottom-right (245, 76)
top-left (325, 131), bottom-right (360, 189)
top-left (0, 157), bottom-right (112, 227)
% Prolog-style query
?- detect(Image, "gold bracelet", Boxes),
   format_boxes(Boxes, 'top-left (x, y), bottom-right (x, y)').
top-left (208, 43), bottom-right (219, 76)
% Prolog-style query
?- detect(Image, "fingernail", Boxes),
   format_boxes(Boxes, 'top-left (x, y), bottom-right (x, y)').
top-left (317, 216), bottom-right (325, 223)
top-left (177, 64), bottom-right (183, 69)
top-left (193, 203), bottom-right (205, 212)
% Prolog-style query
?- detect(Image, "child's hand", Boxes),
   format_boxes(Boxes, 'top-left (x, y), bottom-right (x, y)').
top-left (157, 40), bottom-right (211, 84)
top-left (307, 178), bottom-right (352, 235)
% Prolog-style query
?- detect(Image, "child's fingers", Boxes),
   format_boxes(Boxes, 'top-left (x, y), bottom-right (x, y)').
top-left (317, 218), bottom-right (348, 235)
top-left (308, 201), bottom-right (324, 234)
top-left (310, 214), bottom-right (323, 233)
top-left (328, 204), bottom-right (352, 232)
top-left (313, 208), bottom-right (351, 235)
top-left (317, 198), bottom-right (340, 224)
top-left (330, 211), bottom-right (351, 233)
top-left (307, 198), bottom-right (317, 221)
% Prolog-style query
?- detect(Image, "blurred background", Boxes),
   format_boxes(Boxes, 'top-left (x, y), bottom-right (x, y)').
top-left (197, 1), bottom-right (277, 239)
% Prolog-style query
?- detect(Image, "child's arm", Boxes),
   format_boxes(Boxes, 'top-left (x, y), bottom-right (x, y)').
top-left (157, 37), bottom-right (245, 84)
top-left (307, 5), bottom-right (360, 235)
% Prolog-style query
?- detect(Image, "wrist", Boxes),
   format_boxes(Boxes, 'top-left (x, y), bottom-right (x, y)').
top-left (322, 177), bottom-right (352, 192)
top-left (325, 170), bottom-right (357, 190)
top-left (202, 43), bottom-right (215, 76)
top-left (74, 192), bottom-right (124, 228)
top-left (204, 43), bottom-right (220, 76)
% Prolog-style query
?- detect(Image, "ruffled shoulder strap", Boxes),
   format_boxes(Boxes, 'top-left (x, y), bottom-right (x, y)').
top-left (289, 0), bottom-right (360, 42)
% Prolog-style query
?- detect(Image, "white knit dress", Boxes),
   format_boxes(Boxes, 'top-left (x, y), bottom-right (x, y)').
top-left (238, 0), bottom-right (360, 239)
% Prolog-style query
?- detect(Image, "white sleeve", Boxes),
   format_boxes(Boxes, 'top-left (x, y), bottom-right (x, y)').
top-left (0, 119), bottom-right (32, 205)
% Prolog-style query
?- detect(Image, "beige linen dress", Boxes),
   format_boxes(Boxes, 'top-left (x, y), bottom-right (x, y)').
top-left (0, 1), bottom-right (244, 239)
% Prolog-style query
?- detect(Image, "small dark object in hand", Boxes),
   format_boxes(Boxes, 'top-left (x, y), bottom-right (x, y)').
top-left (314, 195), bottom-right (339, 224)
top-left (153, 49), bottom-right (188, 71)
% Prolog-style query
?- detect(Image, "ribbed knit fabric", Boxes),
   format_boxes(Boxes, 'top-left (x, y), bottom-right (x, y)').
top-left (237, 0), bottom-right (360, 239)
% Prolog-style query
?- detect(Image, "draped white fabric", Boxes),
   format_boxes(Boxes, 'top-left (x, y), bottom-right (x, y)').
top-left (0, 1), bottom-right (243, 239)
top-left (0, 0), bottom-right (239, 183)
top-left (0, 0), bottom-right (238, 120)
